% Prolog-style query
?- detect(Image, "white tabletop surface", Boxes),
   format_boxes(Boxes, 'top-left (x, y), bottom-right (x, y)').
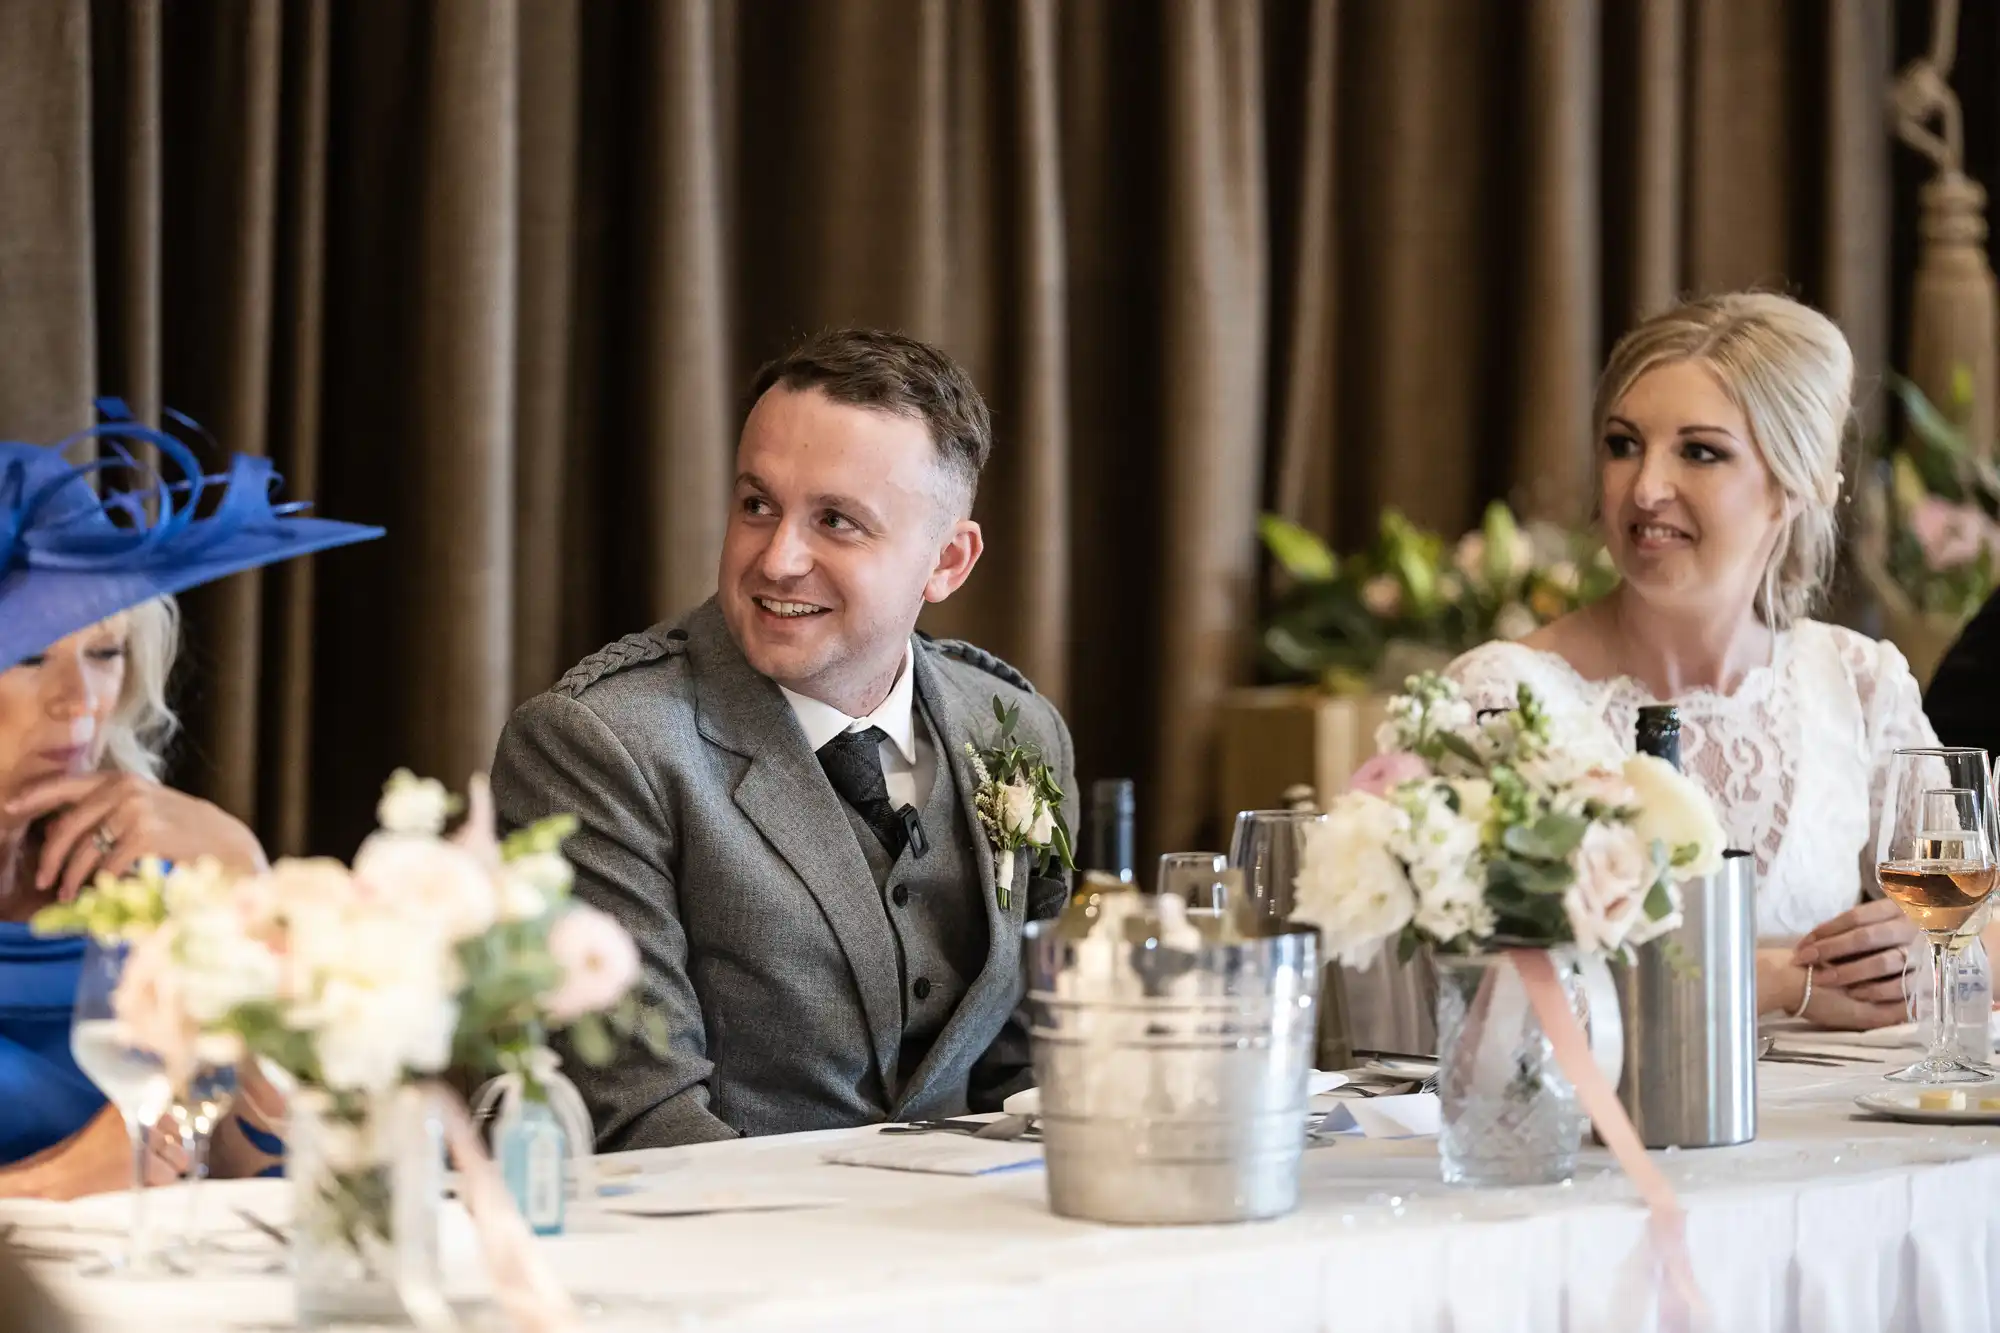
top-left (13, 1041), bottom-right (2000, 1332)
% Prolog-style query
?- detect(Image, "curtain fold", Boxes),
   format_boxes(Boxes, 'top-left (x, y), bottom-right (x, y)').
top-left (0, 0), bottom-right (1933, 860)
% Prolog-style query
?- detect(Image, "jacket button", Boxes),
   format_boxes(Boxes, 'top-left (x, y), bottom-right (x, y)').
top-left (913, 977), bottom-right (932, 1000)
top-left (891, 884), bottom-right (909, 907)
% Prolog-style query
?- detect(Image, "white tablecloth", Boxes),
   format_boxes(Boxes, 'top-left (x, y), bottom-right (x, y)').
top-left (20, 1050), bottom-right (2000, 1332)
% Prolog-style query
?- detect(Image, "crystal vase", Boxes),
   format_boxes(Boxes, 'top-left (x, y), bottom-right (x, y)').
top-left (288, 1088), bottom-right (446, 1328)
top-left (1433, 950), bottom-right (1585, 1187)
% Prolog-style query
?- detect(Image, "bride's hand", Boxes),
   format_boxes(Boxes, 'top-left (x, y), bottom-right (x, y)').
top-left (1790, 898), bottom-right (1920, 1003)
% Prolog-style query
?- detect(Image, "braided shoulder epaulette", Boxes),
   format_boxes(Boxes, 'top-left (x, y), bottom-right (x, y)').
top-left (926, 636), bottom-right (1036, 695)
top-left (553, 628), bottom-right (687, 699)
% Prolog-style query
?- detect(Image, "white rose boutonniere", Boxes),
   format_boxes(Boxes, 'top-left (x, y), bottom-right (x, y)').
top-left (967, 697), bottom-right (1075, 911)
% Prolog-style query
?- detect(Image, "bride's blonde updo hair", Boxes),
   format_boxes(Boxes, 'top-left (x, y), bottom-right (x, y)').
top-left (1591, 291), bottom-right (1853, 630)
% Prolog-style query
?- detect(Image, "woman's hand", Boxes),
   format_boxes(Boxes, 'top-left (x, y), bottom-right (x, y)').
top-left (3, 773), bottom-right (268, 902)
top-left (1790, 899), bottom-right (1921, 1003)
top-left (0, 1107), bottom-right (186, 1201)
top-left (1757, 946), bottom-right (1908, 1030)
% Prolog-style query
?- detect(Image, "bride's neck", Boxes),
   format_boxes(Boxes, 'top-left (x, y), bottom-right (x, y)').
top-left (1600, 586), bottom-right (1774, 699)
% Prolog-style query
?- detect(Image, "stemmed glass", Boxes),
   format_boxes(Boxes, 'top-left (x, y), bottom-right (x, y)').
top-left (1157, 851), bottom-right (1229, 911)
top-left (169, 1061), bottom-right (240, 1269)
top-left (1227, 809), bottom-right (1325, 924)
top-left (1876, 748), bottom-right (2000, 1085)
top-left (67, 940), bottom-right (180, 1275)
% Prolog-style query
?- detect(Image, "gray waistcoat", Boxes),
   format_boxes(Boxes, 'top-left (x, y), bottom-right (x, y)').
top-left (835, 701), bottom-right (988, 1098)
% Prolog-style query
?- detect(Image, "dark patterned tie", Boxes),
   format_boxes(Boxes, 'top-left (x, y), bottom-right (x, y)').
top-left (817, 727), bottom-right (907, 857)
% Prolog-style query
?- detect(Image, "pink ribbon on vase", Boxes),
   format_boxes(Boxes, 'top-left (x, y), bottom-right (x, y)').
top-left (1508, 949), bottom-right (1708, 1330)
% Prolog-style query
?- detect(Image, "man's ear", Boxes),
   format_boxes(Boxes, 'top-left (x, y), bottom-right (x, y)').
top-left (924, 520), bottom-right (983, 603)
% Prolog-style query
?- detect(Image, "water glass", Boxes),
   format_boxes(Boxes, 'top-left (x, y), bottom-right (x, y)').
top-left (1157, 852), bottom-right (1229, 909)
top-left (68, 940), bottom-right (178, 1276)
top-left (1227, 809), bottom-right (1325, 924)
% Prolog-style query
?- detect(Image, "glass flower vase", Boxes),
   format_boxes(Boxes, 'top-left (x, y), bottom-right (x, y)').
top-left (1433, 950), bottom-right (1585, 1188)
top-left (289, 1088), bottom-right (446, 1329)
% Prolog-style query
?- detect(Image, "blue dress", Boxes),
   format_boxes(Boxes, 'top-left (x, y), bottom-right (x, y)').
top-left (0, 921), bottom-right (285, 1171)
top-left (0, 922), bottom-right (103, 1164)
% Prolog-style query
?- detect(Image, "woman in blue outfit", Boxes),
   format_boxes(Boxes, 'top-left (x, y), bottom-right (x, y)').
top-left (0, 405), bottom-right (380, 1198)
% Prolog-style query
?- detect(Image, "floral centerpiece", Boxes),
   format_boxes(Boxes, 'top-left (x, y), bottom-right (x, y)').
top-left (34, 770), bottom-right (661, 1327)
top-left (1855, 369), bottom-right (2000, 683)
top-left (1287, 673), bottom-right (1724, 1187)
top-left (1260, 502), bottom-right (1617, 695)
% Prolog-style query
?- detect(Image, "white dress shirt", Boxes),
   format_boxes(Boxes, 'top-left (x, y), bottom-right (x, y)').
top-left (779, 642), bottom-right (936, 812)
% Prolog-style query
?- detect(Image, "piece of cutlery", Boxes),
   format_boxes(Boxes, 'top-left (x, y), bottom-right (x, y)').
top-left (233, 1207), bottom-right (291, 1248)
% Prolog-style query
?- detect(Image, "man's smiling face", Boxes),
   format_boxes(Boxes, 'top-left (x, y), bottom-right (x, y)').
top-left (718, 384), bottom-right (979, 712)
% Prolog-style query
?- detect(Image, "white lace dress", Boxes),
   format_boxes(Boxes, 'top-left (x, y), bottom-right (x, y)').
top-left (1444, 620), bottom-right (1938, 944)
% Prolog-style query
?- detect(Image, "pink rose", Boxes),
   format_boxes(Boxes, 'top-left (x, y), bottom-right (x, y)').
top-left (1349, 750), bottom-right (1432, 799)
top-left (544, 905), bottom-right (641, 1022)
top-left (1910, 496), bottom-right (1993, 571)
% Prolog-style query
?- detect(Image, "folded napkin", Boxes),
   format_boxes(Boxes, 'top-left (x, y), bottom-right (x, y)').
top-left (1001, 1069), bottom-right (1349, 1119)
top-left (1766, 1008), bottom-right (2000, 1050)
top-left (825, 1136), bottom-right (1043, 1177)
top-left (1315, 1092), bottom-right (1441, 1139)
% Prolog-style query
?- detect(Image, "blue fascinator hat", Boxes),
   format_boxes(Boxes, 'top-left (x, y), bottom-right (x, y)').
top-left (0, 399), bottom-right (384, 672)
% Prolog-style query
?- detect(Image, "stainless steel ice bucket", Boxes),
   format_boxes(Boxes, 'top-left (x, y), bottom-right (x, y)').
top-left (1610, 849), bottom-right (1758, 1148)
top-left (1023, 916), bottom-right (1319, 1225)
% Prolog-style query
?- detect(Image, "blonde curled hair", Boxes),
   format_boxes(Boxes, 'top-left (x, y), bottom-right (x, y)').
top-left (1593, 292), bottom-right (1853, 629)
top-left (99, 597), bottom-right (181, 780)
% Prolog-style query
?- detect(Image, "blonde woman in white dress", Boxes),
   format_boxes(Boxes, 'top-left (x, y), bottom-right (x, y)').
top-left (1446, 292), bottom-right (1936, 1030)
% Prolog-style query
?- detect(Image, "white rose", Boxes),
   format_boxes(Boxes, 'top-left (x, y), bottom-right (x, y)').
top-left (377, 770), bottom-right (454, 837)
top-left (1563, 822), bottom-right (1652, 954)
top-left (306, 978), bottom-right (459, 1093)
top-left (1027, 800), bottom-right (1055, 847)
top-left (1622, 754), bottom-right (1726, 879)
top-left (353, 832), bottom-right (499, 941)
top-left (1000, 783), bottom-right (1048, 844)
top-left (1291, 794), bottom-right (1416, 969)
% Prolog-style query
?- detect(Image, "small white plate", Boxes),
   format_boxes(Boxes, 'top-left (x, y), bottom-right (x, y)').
top-left (1854, 1090), bottom-right (2000, 1125)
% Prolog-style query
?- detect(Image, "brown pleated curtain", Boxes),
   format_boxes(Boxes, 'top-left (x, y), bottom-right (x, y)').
top-left (0, 0), bottom-right (1897, 862)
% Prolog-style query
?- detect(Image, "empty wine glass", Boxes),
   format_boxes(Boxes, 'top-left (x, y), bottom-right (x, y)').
top-left (68, 940), bottom-right (179, 1275)
top-left (169, 1061), bottom-right (240, 1269)
top-left (1227, 809), bottom-right (1325, 924)
top-left (1876, 748), bottom-right (2000, 1085)
top-left (1156, 852), bottom-right (1229, 910)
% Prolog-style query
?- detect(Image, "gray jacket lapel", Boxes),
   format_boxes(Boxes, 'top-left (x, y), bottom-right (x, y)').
top-left (894, 642), bottom-right (1028, 1114)
top-left (685, 601), bottom-right (904, 1091)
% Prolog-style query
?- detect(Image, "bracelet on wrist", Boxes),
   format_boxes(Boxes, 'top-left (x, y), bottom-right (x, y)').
top-left (1790, 964), bottom-right (1815, 1020)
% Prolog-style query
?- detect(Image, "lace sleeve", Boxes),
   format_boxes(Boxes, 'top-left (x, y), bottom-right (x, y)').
top-left (1444, 641), bottom-right (1590, 717)
top-left (1840, 631), bottom-right (1941, 893)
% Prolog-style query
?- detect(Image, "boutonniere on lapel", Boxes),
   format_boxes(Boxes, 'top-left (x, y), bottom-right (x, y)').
top-left (966, 697), bottom-right (1075, 910)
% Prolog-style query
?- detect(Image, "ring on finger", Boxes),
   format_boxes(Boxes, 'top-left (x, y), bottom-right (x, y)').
top-left (91, 826), bottom-right (117, 856)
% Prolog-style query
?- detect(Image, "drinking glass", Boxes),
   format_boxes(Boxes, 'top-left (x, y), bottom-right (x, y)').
top-left (68, 940), bottom-right (179, 1275)
top-left (170, 1061), bottom-right (240, 1268)
top-left (1876, 747), bottom-right (2000, 1085)
top-left (1156, 852), bottom-right (1229, 909)
top-left (1227, 810), bottom-right (1325, 924)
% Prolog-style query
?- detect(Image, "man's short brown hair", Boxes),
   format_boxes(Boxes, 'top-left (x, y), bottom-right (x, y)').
top-left (748, 329), bottom-right (991, 514)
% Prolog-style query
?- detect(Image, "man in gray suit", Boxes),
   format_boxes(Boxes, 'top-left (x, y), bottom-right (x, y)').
top-left (492, 329), bottom-right (1076, 1148)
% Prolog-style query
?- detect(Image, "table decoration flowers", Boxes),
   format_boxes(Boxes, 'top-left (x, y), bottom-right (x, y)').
top-left (33, 769), bottom-right (662, 1331)
top-left (1288, 671), bottom-right (1717, 1314)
